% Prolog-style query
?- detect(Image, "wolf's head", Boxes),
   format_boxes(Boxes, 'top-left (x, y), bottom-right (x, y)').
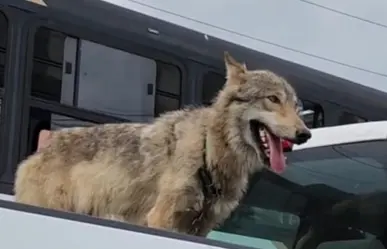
top-left (212, 52), bottom-right (311, 174)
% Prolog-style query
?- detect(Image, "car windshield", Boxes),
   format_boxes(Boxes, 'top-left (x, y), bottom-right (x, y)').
top-left (207, 141), bottom-right (387, 249)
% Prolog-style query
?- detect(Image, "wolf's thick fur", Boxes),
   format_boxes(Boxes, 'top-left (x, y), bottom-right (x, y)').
top-left (14, 52), bottom-right (310, 236)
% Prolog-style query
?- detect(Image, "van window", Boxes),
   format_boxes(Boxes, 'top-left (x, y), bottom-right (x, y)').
top-left (154, 61), bottom-right (181, 116)
top-left (338, 111), bottom-right (367, 125)
top-left (0, 11), bottom-right (7, 174)
top-left (209, 141), bottom-right (387, 249)
top-left (0, 12), bottom-right (7, 89)
top-left (32, 28), bottom-right (65, 102)
top-left (32, 27), bottom-right (182, 122)
top-left (202, 71), bottom-right (225, 105)
top-left (301, 100), bottom-right (324, 128)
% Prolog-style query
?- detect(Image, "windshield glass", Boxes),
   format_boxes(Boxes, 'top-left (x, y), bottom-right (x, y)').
top-left (283, 141), bottom-right (387, 194)
top-left (207, 141), bottom-right (387, 249)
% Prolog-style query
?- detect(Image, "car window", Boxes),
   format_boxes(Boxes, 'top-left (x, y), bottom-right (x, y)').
top-left (208, 141), bottom-right (387, 249)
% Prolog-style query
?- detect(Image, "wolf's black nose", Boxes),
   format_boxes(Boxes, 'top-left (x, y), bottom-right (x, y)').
top-left (295, 129), bottom-right (311, 144)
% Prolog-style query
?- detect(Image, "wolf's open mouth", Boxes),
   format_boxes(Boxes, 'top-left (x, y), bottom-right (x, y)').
top-left (250, 120), bottom-right (286, 174)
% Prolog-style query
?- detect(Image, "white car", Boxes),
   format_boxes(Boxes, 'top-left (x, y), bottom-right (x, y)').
top-left (207, 121), bottom-right (387, 249)
top-left (1, 121), bottom-right (387, 249)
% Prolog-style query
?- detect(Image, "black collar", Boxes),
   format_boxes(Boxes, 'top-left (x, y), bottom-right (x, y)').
top-left (198, 136), bottom-right (222, 199)
top-left (189, 136), bottom-right (222, 235)
top-left (197, 167), bottom-right (222, 199)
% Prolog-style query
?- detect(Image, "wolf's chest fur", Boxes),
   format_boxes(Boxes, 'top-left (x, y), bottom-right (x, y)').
top-left (176, 154), bottom-right (252, 236)
top-left (188, 197), bottom-right (240, 236)
top-left (174, 182), bottom-right (245, 236)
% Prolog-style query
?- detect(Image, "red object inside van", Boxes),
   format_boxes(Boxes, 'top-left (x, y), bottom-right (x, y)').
top-left (282, 140), bottom-right (293, 152)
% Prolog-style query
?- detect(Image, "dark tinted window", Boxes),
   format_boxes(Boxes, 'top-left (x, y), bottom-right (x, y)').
top-left (209, 141), bottom-right (387, 249)
top-left (155, 61), bottom-right (181, 116)
top-left (0, 11), bottom-right (7, 158)
top-left (32, 28), bottom-right (66, 101)
top-left (156, 61), bottom-right (181, 96)
top-left (339, 111), bottom-right (367, 125)
top-left (0, 12), bottom-right (7, 88)
top-left (202, 71), bottom-right (225, 105)
top-left (155, 94), bottom-right (180, 116)
top-left (34, 28), bottom-right (66, 64)
top-left (0, 52), bottom-right (4, 88)
top-left (32, 61), bottom-right (62, 101)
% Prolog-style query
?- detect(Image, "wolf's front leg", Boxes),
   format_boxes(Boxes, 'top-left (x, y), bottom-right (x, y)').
top-left (146, 188), bottom-right (202, 234)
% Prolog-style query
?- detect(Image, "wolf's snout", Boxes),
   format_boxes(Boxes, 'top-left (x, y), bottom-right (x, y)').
top-left (294, 129), bottom-right (311, 145)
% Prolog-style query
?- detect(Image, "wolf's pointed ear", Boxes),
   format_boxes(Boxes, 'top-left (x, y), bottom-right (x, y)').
top-left (224, 51), bottom-right (247, 83)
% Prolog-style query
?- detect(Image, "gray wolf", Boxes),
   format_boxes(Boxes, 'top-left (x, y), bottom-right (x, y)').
top-left (14, 52), bottom-right (311, 236)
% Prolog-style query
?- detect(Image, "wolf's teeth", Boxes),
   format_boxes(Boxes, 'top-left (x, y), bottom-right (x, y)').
top-left (263, 142), bottom-right (268, 148)
top-left (264, 149), bottom-right (270, 156)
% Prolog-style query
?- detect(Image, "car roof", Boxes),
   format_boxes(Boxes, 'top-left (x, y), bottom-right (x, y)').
top-left (293, 121), bottom-right (387, 151)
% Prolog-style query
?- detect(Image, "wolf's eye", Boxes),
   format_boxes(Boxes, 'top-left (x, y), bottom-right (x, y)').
top-left (267, 95), bottom-right (280, 104)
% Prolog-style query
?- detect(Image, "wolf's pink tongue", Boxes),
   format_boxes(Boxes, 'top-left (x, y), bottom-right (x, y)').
top-left (266, 131), bottom-right (286, 174)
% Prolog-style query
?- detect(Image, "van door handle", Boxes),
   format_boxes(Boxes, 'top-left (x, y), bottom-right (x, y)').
top-left (147, 83), bottom-right (154, 95)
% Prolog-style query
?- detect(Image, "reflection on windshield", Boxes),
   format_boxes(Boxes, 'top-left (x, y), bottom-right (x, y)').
top-left (284, 143), bottom-right (387, 195)
top-left (284, 157), bottom-right (387, 194)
